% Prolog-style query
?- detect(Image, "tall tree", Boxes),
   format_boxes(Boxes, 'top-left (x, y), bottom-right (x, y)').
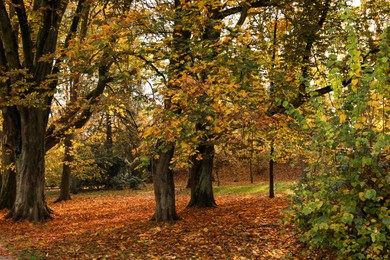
top-left (55, 0), bottom-right (88, 203)
top-left (151, 0), bottom-right (191, 221)
top-left (0, 0), bottom-right (120, 221)
top-left (0, 0), bottom-right (69, 221)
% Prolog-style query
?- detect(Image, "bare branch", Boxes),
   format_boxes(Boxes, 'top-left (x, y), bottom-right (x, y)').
top-left (215, 0), bottom-right (278, 20)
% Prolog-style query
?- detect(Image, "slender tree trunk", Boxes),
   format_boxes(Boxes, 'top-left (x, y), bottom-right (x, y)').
top-left (151, 144), bottom-right (180, 222)
top-left (105, 112), bottom-right (113, 157)
top-left (5, 107), bottom-right (52, 222)
top-left (187, 144), bottom-right (217, 208)
top-left (55, 134), bottom-right (73, 202)
top-left (269, 144), bottom-right (275, 198)
top-left (250, 158), bottom-right (254, 184)
top-left (0, 107), bottom-right (20, 209)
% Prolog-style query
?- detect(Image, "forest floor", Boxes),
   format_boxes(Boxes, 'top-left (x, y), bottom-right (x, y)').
top-left (0, 164), bottom-right (331, 259)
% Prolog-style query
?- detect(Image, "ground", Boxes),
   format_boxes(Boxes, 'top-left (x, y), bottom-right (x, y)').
top-left (0, 163), bottom-right (331, 259)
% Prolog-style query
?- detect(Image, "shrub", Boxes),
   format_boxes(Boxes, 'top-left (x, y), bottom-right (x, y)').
top-left (287, 22), bottom-right (389, 259)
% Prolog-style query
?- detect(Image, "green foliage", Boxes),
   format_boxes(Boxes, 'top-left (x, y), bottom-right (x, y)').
top-left (287, 13), bottom-right (389, 259)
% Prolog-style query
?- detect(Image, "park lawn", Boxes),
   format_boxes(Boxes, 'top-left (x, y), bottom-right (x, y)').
top-left (0, 183), bottom-right (326, 259)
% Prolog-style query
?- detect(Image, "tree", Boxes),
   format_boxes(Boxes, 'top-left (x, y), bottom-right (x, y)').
top-left (149, 0), bottom-right (192, 221)
top-left (55, 0), bottom-right (88, 203)
top-left (0, 0), bottom-right (70, 222)
top-left (0, 0), bottom-right (122, 221)
top-left (140, 0), bottom-right (331, 218)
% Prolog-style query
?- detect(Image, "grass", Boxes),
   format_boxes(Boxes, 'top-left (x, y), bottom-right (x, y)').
top-left (45, 181), bottom-right (295, 200)
top-left (213, 181), bottom-right (295, 195)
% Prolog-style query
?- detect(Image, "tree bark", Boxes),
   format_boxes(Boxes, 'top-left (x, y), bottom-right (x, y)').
top-left (187, 144), bottom-right (217, 208)
top-left (105, 112), bottom-right (113, 157)
top-left (70, 174), bottom-right (80, 194)
top-left (0, 107), bottom-right (20, 210)
top-left (269, 144), bottom-right (274, 198)
top-left (151, 144), bottom-right (180, 222)
top-left (5, 107), bottom-right (52, 222)
top-left (55, 134), bottom-right (73, 202)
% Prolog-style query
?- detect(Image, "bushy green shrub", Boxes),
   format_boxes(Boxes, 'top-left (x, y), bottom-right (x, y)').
top-left (290, 155), bottom-right (389, 259)
top-left (287, 19), bottom-right (389, 259)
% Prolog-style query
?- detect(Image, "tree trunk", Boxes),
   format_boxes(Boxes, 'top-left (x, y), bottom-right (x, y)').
top-left (0, 149), bottom-right (17, 210)
top-left (70, 174), bottom-right (80, 194)
top-left (105, 112), bottom-right (113, 157)
top-left (249, 158), bottom-right (254, 184)
top-left (0, 107), bottom-right (20, 210)
top-left (269, 144), bottom-right (275, 198)
top-left (187, 144), bottom-right (217, 208)
top-left (151, 144), bottom-right (180, 222)
top-left (55, 134), bottom-right (73, 202)
top-left (5, 107), bottom-right (52, 222)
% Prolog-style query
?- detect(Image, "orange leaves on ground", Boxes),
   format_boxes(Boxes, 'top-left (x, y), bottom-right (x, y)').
top-left (1, 191), bottom-right (309, 259)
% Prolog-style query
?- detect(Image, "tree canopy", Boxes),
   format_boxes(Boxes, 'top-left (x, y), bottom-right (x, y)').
top-left (0, 0), bottom-right (388, 258)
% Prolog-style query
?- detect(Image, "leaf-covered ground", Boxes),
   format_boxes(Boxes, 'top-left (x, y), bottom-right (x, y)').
top-left (0, 188), bottom-right (327, 259)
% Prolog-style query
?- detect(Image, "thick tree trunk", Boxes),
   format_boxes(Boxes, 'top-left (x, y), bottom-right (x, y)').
top-left (0, 107), bottom-right (20, 210)
top-left (187, 144), bottom-right (217, 208)
top-left (55, 134), bottom-right (73, 202)
top-left (151, 145), bottom-right (180, 222)
top-left (5, 108), bottom-right (52, 222)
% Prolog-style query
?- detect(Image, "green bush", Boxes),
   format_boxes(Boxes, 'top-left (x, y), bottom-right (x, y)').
top-left (289, 157), bottom-right (389, 259)
top-left (287, 21), bottom-right (389, 259)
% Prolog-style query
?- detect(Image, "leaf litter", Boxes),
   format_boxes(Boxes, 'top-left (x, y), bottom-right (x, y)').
top-left (0, 191), bottom-right (327, 259)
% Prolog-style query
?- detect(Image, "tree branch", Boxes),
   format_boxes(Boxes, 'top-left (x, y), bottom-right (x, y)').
top-left (215, 0), bottom-right (278, 20)
top-left (0, 0), bottom-right (21, 68)
top-left (11, 0), bottom-right (34, 71)
top-left (35, 0), bottom-right (68, 63)
top-left (299, 0), bottom-right (330, 93)
top-left (45, 61), bottom-right (113, 151)
top-left (266, 44), bottom-right (380, 116)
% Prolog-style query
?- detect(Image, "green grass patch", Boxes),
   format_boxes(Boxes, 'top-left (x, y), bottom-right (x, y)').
top-left (45, 186), bottom-right (154, 199)
top-left (45, 182), bottom-right (295, 199)
top-left (214, 182), bottom-right (295, 195)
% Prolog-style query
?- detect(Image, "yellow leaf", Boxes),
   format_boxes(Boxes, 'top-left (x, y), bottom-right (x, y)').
top-left (354, 123), bottom-right (364, 129)
top-left (339, 113), bottom-right (347, 123)
top-left (351, 78), bottom-right (359, 92)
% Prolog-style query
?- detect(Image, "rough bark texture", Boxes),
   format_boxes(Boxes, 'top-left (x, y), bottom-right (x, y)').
top-left (55, 134), bottom-right (73, 202)
top-left (0, 107), bottom-right (21, 210)
top-left (0, 155), bottom-right (16, 210)
top-left (151, 145), bottom-right (180, 222)
top-left (5, 108), bottom-right (52, 222)
top-left (187, 144), bottom-right (217, 208)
